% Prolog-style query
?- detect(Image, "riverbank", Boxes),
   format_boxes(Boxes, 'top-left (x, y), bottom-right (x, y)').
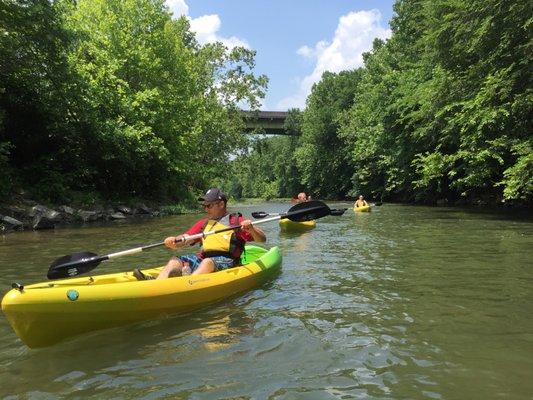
top-left (0, 193), bottom-right (199, 233)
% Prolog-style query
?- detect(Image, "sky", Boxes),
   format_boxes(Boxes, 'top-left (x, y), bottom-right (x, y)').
top-left (165, 0), bottom-right (395, 110)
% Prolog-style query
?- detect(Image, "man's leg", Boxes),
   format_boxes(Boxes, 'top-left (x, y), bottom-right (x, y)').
top-left (192, 258), bottom-right (216, 275)
top-left (156, 256), bottom-right (185, 279)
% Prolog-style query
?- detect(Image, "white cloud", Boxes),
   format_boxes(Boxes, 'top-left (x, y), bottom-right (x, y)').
top-left (189, 14), bottom-right (249, 49)
top-left (165, 1), bottom-right (249, 49)
top-left (296, 41), bottom-right (328, 59)
top-left (296, 45), bottom-right (313, 58)
top-left (166, 0), bottom-right (188, 17)
top-left (277, 9), bottom-right (391, 110)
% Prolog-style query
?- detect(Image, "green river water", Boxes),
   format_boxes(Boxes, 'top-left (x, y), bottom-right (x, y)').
top-left (0, 202), bottom-right (532, 399)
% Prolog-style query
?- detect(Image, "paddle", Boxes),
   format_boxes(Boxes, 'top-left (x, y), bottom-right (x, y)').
top-left (252, 206), bottom-right (346, 219)
top-left (47, 200), bottom-right (331, 279)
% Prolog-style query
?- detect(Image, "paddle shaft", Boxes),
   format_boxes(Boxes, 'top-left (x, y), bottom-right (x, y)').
top-left (254, 208), bottom-right (346, 219)
top-left (66, 214), bottom-right (286, 264)
top-left (106, 241), bottom-right (166, 259)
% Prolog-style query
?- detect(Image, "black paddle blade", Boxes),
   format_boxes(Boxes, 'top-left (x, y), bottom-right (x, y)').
top-left (251, 211), bottom-right (269, 219)
top-left (47, 252), bottom-right (103, 280)
top-left (330, 208), bottom-right (348, 216)
top-left (286, 200), bottom-right (331, 222)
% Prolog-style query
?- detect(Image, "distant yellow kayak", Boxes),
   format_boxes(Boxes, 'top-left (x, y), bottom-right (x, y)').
top-left (354, 205), bottom-right (371, 212)
top-left (279, 219), bottom-right (316, 232)
top-left (1, 245), bottom-right (281, 348)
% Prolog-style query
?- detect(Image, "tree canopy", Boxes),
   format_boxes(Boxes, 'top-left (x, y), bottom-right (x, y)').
top-left (223, 0), bottom-right (531, 206)
top-left (0, 0), bottom-right (266, 202)
top-left (1, 0), bottom-right (530, 206)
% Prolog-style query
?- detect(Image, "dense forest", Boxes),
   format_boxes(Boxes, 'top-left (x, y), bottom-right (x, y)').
top-left (1, 0), bottom-right (531, 206)
top-left (221, 0), bottom-right (532, 205)
top-left (0, 0), bottom-right (267, 204)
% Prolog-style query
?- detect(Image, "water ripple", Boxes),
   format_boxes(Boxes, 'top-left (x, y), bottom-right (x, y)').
top-left (1, 203), bottom-right (532, 399)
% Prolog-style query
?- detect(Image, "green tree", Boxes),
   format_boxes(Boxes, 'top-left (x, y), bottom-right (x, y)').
top-left (0, 0), bottom-right (78, 201)
top-left (339, 0), bottom-right (532, 205)
top-left (63, 0), bottom-right (267, 199)
top-left (296, 70), bottom-right (361, 199)
top-left (1, 0), bottom-right (267, 202)
top-left (423, 0), bottom-right (533, 203)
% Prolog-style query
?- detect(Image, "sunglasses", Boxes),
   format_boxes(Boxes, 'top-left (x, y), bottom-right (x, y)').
top-left (203, 202), bottom-right (218, 209)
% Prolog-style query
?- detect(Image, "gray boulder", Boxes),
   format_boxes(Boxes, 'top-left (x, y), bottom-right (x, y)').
top-left (135, 204), bottom-right (151, 214)
top-left (116, 205), bottom-right (133, 215)
top-left (29, 204), bottom-right (49, 217)
top-left (29, 205), bottom-right (62, 229)
top-left (58, 205), bottom-right (75, 215)
top-left (5, 205), bottom-right (28, 220)
top-left (109, 212), bottom-right (126, 220)
top-left (29, 205), bottom-right (62, 221)
top-left (1, 215), bottom-right (24, 229)
top-left (78, 210), bottom-right (99, 222)
top-left (32, 214), bottom-right (56, 230)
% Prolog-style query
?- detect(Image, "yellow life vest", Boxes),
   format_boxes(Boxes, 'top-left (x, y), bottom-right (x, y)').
top-left (201, 214), bottom-right (243, 259)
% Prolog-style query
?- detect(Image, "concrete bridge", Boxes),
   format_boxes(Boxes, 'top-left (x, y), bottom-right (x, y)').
top-left (241, 111), bottom-right (296, 135)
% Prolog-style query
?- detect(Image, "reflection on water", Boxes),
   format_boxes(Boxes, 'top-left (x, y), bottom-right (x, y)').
top-left (1, 203), bottom-right (532, 399)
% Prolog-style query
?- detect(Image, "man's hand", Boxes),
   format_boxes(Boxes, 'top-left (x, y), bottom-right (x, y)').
top-left (164, 234), bottom-right (191, 249)
top-left (240, 219), bottom-right (254, 232)
top-left (240, 219), bottom-right (266, 242)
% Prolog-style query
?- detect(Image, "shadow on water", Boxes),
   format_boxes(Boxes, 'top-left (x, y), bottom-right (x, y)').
top-left (395, 203), bottom-right (533, 222)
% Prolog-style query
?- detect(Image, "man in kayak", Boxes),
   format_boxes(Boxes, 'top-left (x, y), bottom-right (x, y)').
top-left (291, 192), bottom-right (308, 204)
top-left (354, 195), bottom-right (369, 208)
top-left (134, 188), bottom-right (266, 280)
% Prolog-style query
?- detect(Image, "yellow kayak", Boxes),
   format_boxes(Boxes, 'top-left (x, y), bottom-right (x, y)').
top-left (1, 245), bottom-right (281, 348)
top-left (354, 205), bottom-right (371, 212)
top-left (279, 219), bottom-right (316, 232)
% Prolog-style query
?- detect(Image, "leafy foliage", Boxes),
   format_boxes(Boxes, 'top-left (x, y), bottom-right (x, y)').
top-left (0, 0), bottom-right (266, 202)
top-left (0, 142), bottom-right (13, 197)
top-left (1, 0), bottom-right (530, 206)
top-left (227, 0), bottom-right (531, 206)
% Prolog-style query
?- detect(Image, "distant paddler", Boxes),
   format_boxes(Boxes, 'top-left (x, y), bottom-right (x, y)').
top-left (354, 195), bottom-right (371, 212)
top-left (354, 195), bottom-right (368, 208)
top-left (291, 192), bottom-right (310, 204)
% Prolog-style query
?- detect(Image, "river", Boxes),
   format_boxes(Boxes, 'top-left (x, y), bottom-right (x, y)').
top-left (1, 202), bottom-right (532, 399)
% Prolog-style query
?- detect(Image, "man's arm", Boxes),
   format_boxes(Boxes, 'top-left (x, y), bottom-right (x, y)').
top-left (240, 219), bottom-right (266, 243)
top-left (164, 219), bottom-right (205, 249)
